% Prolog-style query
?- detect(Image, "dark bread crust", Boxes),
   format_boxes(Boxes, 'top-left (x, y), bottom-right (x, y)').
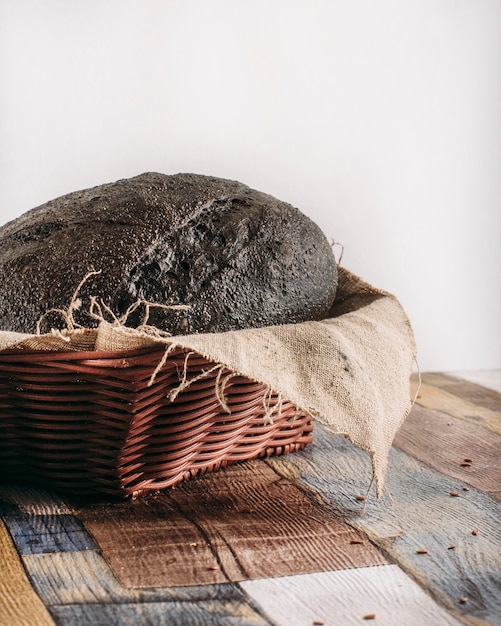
top-left (0, 172), bottom-right (337, 334)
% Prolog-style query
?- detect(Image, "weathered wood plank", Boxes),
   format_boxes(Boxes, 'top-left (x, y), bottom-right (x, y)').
top-left (23, 549), bottom-right (248, 606)
top-left (75, 495), bottom-right (232, 587)
top-left (415, 373), bottom-right (501, 412)
top-left (24, 550), bottom-right (271, 624)
top-left (410, 377), bottom-right (501, 435)
top-left (172, 460), bottom-right (386, 579)
top-left (0, 519), bottom-right (55, 626)
top-left (394, 404), bottom-right (501, 500)
top-left (0, 478), bottom-right (98, 559)
top-left (2, 511), bottom-right (97, 555)
top-left (0, 483), bottom-right (72, 516)
top-left (49, 599), bottom-right (270, 626)
top-left (266, 425), bottom-right (501, 626)
top-left (241, 565), bottom-right (463, 626)
top-left (74, 460), bottom-right (387, 588)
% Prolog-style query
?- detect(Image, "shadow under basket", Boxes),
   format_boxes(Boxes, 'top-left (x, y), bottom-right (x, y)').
top-left (0, 345), bottom-right (313, 498)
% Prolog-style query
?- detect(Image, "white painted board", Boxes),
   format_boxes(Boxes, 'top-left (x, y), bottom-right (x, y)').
top-left (241, 565), bottom-right (462, 626)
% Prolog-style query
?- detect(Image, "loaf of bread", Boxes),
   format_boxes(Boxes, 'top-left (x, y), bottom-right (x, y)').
top-left (0, 172), bottom-right (337, 334)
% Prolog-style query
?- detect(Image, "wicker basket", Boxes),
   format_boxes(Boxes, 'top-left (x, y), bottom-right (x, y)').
top-left (0, 345), bottom-right (312, 498)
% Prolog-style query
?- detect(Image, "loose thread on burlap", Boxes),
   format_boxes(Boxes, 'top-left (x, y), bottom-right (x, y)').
top-left (360, 474), bottom-right (377, 513)
top-left (151, 349), bottom-right (238, 415)
top-left (36, 269), bottom-right (103, 335)
top-left (168, 363), bottom-right (225, 403)
top-left (167, 358), bottom-right (225, 403)
top-left (275, 392), bottom-right (284, 423)
top-left (147, 342), bottom-right (180, 387)
top-left (123, 299), bottom-right (189, 328)
top-left (215, 369), bottom-right (238, 414)
top-left (261, 387), bottom-right (284, 425)
top-left (38, 268), bottom-right (190, 335)
top-left (382, 484), bottom-right (396, 509)
top-left (262, 386), bottom-right (274, 425)
top-left (411, 355), bottom-right (422, 407)
top-left (88, 296), bottom-right (119, 325)
top-left (179, 350), bottom-right (195, 388)
top-left (36, 268), bottom-right (191, 341)
top-left (290, 407), bottom-right (302, 427)
top-left (330, 240), bottom-right (344, 265)
top-left (88, 294), bottom-right (189, 332)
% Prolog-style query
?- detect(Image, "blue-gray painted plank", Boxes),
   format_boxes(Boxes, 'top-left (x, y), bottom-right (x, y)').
top-left (24, 550), bottom-right (255, 606)
top-left (49, 600), bottom-right (271, 626)
top-left (2, 512), bottom-right (97, 555)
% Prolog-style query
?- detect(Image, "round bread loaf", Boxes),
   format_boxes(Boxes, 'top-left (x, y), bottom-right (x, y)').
top-left (0, 172), bottom-right (337, 334)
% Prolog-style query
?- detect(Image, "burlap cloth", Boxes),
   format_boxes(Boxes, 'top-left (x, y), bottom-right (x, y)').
top-left (0, 267), bottom-right (416, 496)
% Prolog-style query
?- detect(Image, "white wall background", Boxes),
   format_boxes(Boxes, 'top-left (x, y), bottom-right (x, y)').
top-left (1, 0), bottom-right (500, 373)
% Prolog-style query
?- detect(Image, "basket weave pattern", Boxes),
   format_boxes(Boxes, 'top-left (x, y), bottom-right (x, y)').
top-left (0, 346), bottom-right (312, 498)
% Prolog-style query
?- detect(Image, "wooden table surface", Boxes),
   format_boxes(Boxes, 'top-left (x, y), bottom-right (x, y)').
top-left (1, 370), bottom-right (500, 626)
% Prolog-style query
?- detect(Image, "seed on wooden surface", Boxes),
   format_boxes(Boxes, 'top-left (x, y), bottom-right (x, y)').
top-left (416, 549), bottom-right (428, 554)
top-left (447, 545), bottom-right (456, 550)
top-left (462, 486), bottom-right (470, 491)
top-left (450, 492), bottom-right (460, 497)
top-left (350, 539), bottom-right (364, 545)
top-left (464, 458), bottom-right (473, 463)
top-left (355, 495), bottom-right (366, 501)
top-left (460, 463), bottom-right (472, 467)
top-left (313, 620), bottom-right (325, 625)
top-left (208, 564), bottom-right (218, 570)
top-left (459, 597), bottom-right (468, 604)
top-left (363, 614), bottom-right (376, 620)
top-left (472, 529), bottom-right (479, 536)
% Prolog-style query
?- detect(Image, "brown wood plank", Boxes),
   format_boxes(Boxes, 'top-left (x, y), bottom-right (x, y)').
top-left (410, 376), bottom-right (501, 435)
top-left (394, 403), bottom-right (501, 500)
top-left (0, 519), bottom-right (55, 626)
top-left (413, 372), bottom-right (501, 413)
top-left (266, 424), bottom-right (501, 626)
top-left (77, 496), bottom-right (232, 587)
top-left (75, 460), bottom-right (387, 588)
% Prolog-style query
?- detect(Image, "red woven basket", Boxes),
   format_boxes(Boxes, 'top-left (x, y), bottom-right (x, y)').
top-left (0, 345), bottom-right (313, 498)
